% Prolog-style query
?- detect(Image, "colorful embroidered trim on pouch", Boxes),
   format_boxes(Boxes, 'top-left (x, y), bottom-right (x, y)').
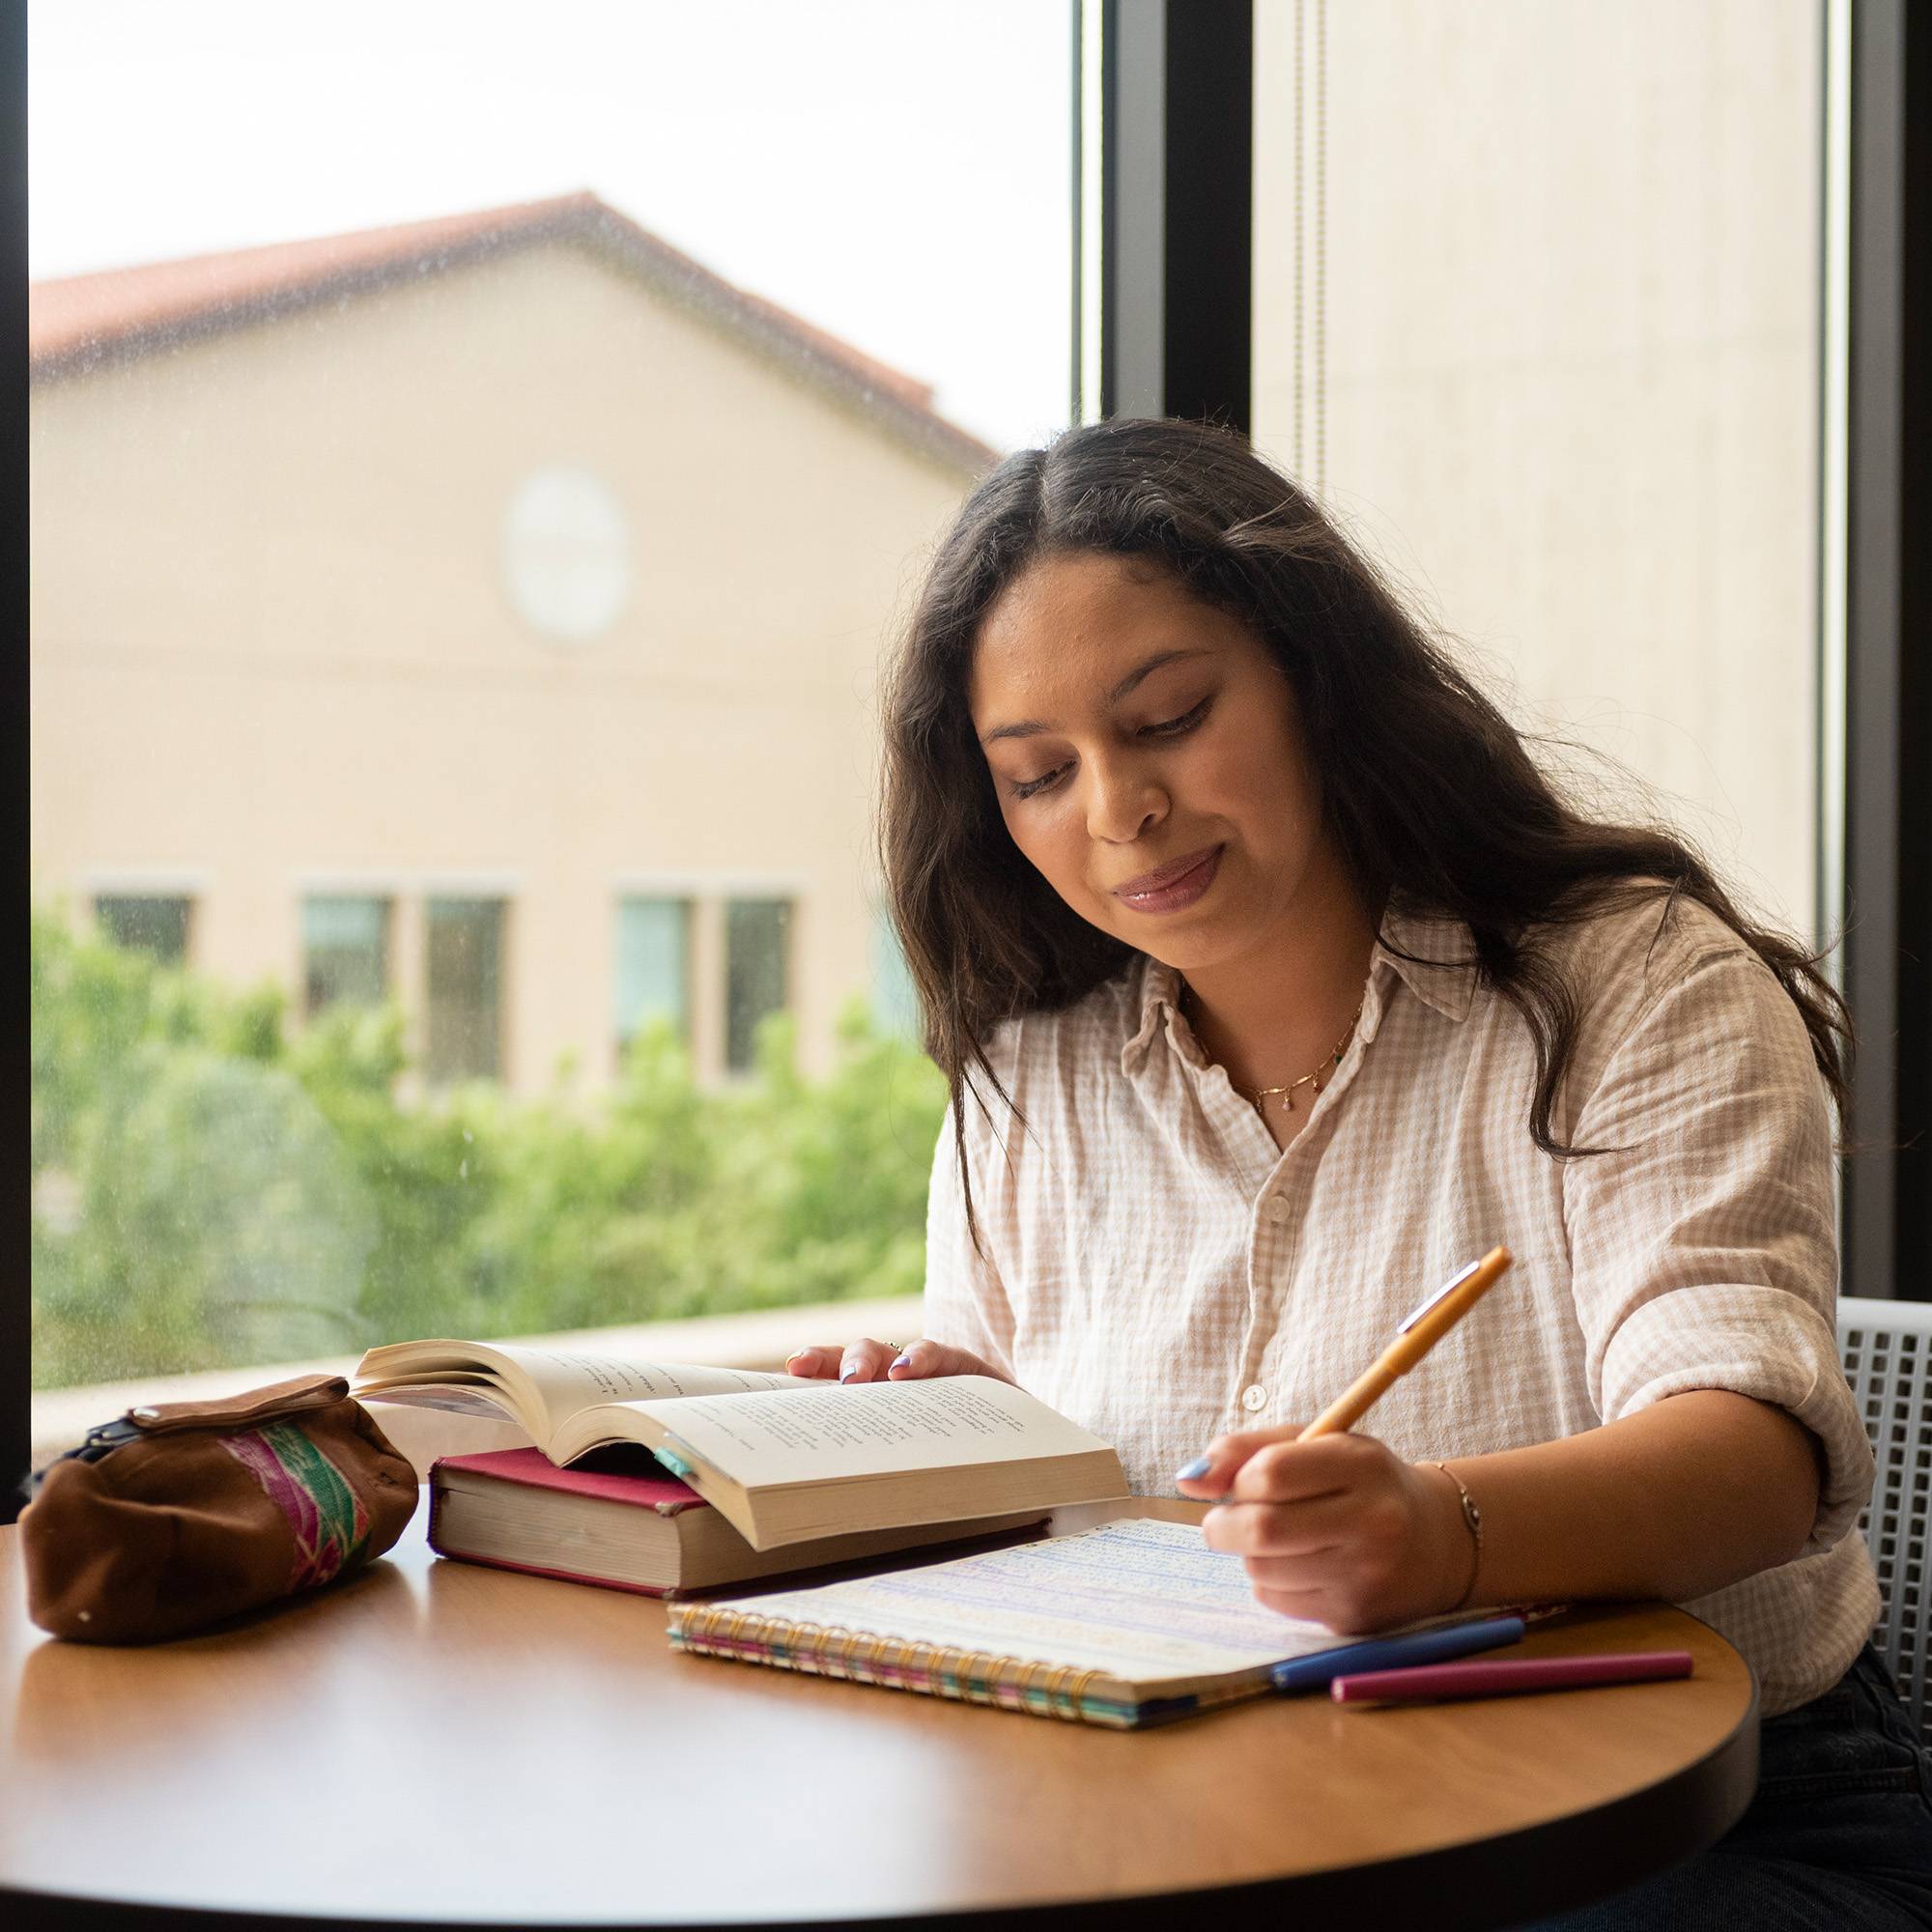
top-left (219, 1422), bottom-right (370, 1590)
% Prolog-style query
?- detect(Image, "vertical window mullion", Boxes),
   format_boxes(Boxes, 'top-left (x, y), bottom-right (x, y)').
top-left (1098, 0), bottom-right (1252, 428)
top-left (3, 0), bottom-right (26, 1522)
top-left (1842, 0), bottom-right (1929, 1299)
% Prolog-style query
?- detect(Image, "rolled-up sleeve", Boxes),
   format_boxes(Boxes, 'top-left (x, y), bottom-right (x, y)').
top-left (921, 1102), bottom-right (1018, 1380)
top-left (1564, 944), bottom-right (1873, 1557)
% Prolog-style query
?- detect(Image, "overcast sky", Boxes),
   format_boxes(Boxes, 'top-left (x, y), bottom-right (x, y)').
top-left (29, 0), bottom-right (1075, 451)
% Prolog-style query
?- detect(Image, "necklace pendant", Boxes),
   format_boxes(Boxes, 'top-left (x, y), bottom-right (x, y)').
top-left (1200, 992), bottom-right (1365, 1121)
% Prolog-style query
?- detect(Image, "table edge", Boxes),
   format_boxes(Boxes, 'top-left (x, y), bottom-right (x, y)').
top-left (0, 1630), bottom-right (1761, 1932)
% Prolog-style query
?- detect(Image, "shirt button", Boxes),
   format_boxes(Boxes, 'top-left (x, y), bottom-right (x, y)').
top-left (1241, 1384), bottom-right (1267, 1412)
top-left (1263, 1194), bottom-right (1292, 1224)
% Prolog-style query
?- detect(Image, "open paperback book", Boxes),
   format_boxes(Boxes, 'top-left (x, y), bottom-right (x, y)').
top-left (353, 1339), bottom-right (1127, 1551)
top-left (668, 1516), bottom-right (1473, 1729)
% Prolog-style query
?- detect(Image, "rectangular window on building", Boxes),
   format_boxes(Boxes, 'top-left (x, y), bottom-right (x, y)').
top-left (302, 895), bottom-right (390, 1016)
top-left (94, 895), bottom-right (192, 966)
top-left (426, 896), bottom-right (506, 1084)
top-left (870, 908), bottom-right (921, 1040)
top-left (724, 897), bottom-right (791, 1074)
top-left (614, 896), bottom-right (691, 1052)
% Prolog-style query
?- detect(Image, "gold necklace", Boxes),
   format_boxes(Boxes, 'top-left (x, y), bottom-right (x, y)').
top-left (1179, 985), bottom-right (1363, 1118)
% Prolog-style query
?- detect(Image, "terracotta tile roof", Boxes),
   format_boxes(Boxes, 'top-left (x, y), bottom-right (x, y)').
top-left (29, 190), bottom-right (999, 473)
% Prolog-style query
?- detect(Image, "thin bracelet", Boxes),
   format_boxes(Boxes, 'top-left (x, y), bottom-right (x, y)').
top-left (1431, 1461), bottom-right (1484, 1611)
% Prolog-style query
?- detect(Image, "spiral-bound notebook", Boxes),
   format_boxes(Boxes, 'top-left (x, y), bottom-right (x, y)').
top-left (667, 1516), bottom-right (1439, 1728)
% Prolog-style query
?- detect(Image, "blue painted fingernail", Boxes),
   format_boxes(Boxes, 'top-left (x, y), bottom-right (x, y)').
top-left (840, 1370), bottom-right (859, 1383)
top-left (890, 1353), bottom-right (912, 1372)
top-left (1176, 1456), bottom-right (1212, 1481)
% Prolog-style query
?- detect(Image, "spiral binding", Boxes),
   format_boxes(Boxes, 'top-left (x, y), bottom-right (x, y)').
top-left (672, 1603), bottom-right (1109, 1721)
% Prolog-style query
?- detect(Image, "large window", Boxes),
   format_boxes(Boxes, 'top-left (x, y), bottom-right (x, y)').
top-left (14, 0), bottom-right (1925, 1498)
top-left (27, 2), bottom-right (1070, 1404)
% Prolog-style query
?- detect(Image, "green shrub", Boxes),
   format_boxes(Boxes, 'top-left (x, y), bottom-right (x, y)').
top-left (30, 905), bottom-right (945, 1389)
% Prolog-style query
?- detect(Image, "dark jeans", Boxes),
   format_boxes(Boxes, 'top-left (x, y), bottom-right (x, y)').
top-left (1516, 1643), bottom-right (1932, 1929)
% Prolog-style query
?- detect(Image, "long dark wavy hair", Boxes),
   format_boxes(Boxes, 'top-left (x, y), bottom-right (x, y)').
top-left (880, 417), bottom-right (1850, 1223)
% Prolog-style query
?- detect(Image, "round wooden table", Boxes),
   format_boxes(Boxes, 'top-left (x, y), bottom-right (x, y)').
top-left (0, 1501), bottom-right (1758, 1929)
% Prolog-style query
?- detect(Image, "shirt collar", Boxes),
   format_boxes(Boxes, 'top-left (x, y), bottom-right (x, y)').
top-left (1121, 954), bottom-right (1187, 1075)
top-left (1372, 902), bottom-right (1480, 1029)
top-left (1119, 902), bottom-right (1478, 1074)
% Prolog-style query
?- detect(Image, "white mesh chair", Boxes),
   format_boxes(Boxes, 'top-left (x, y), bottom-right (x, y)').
top-left (1837, 1294), bottom-right (1932, 1737)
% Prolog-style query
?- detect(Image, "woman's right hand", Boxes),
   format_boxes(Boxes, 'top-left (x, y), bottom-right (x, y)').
top-left (784, 1337), bottom-right (1013, 1385)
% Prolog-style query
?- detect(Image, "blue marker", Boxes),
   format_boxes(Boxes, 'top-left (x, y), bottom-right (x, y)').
top-left (1271, 1614), bottom-right (1526, 1692)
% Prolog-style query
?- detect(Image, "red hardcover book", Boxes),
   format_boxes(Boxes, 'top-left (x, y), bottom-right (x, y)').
top-left (427, 1448), bottom-right (1048, 1597)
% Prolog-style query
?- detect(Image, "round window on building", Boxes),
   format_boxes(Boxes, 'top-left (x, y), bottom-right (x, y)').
top-left (500, 465), bottom-right (633, 644)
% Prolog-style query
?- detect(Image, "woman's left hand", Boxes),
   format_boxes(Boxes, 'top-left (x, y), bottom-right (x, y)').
top-left (1177, 1427), bottom-right (1476, 1633)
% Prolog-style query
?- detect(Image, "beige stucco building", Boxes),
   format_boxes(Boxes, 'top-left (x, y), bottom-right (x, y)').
top-left (31, 193), bottom-right (994, 1092)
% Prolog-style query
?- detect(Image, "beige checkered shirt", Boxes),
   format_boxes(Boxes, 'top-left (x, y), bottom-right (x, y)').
top-left (923, 894), bottom-right (1880, 1717)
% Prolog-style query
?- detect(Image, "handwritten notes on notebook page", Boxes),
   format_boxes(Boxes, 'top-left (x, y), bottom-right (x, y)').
top-left (715, 1518), bottom-right (1345, 1689)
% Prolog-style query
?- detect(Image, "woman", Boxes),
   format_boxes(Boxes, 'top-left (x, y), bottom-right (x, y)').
top-left (787, 418), bottom-right (1930, 1925)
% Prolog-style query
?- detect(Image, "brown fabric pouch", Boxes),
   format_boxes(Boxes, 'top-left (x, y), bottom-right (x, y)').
top-left (20, 1375), bottom-right (418, 1643)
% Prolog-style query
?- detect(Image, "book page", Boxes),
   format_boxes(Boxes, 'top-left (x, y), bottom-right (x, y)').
top-left (355, 1382), bottom-right (515, 1421)
top-left (628, 1376), bottom-right (1110, 1486)
top-left (508, 1354), bottom-right (812, 1406)
top-left (694, 1519), bottom-right (1348, 1688)
top-left (355, 1339), bottom-right (811, 1441)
